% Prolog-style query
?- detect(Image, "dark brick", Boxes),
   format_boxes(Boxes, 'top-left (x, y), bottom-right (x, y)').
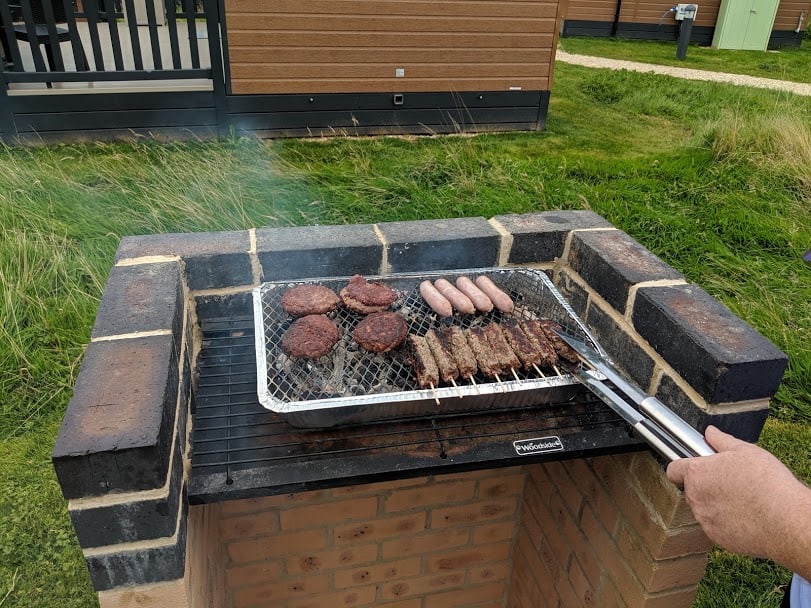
top-left (91, 262), bottom-right (184, 339)
top-left (377, 217), bottom-right (499, 272)
top-left (52, 334), bottom-right (180, 499)
top-left (256, 223), bottom-right (382, 281)
top-left (194, 291), bottom-right (254, 322)
top-left (655, 374), bottom-right (769, 443)
top-left (69, 439), bottom-right (184, 548)
top-left (85, 495), bottom-right (187, 591)
top-left (584, 302), bottom-right (656, 392)
top-left (553, 268), bottom-right (590, 319)
top-left (494, 210), bottom-right (613, 264)
top-left (633, 284), bottom-right (788, 403)
top-left (116, 231), bottom-right (253, 291)
top-left (568, 230), bottom-right (684, 314)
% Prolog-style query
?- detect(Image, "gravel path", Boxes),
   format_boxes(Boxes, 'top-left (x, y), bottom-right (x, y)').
top-left (556, 50), bottom-right (811, 97)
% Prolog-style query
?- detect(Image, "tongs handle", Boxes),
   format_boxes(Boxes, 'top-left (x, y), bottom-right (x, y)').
top-left (634, 419), bottom-right (694, 462)
top-left (639, 397), bottom-right (715, 457)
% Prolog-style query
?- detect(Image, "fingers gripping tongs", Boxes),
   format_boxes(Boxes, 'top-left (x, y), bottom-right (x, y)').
top-left (554, 332), bottom-right (715, 462)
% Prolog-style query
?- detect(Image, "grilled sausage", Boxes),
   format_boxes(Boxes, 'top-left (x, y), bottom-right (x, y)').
top-left (474, 276), bottom-right (514, 314)
top-left (434, 279), bottom-right (476, 315)
top-left (419, 280), bottom-right (453, 317)
top-left (454, 276), bottom-right (494, 313)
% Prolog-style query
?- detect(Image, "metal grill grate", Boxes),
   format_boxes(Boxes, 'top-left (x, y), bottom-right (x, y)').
top-left (253, 268), bottom-right (603, 427)
top-left (188, 315), bottom-right (644, 503)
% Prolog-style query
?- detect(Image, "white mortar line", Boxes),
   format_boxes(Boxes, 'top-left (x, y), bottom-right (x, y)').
top-left (73, 277), bottom-right (194, 512)
top-left (373, 224), bottom-right (390, 274)
top-left (625, 278), bottom-right (688, 323)
top-left (248, 228), bottom-right (262, 285)
top-left (90, 329), bottom-right (173, 343)
top-left (487, 218), bottom-right (513, 267)
top-left (560, 266), bottom-right (724, 412)
top-left (191, 284), bottom-right (254, 298)
top-left (116, 255), bottom-right (182, 267)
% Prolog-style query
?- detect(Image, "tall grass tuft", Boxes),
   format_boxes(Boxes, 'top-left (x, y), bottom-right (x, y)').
top-left (703, 111), bottom-right (811, 197)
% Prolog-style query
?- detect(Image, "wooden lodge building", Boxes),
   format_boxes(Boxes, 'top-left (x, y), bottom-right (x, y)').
top-left (560, 0), bottom-right (811, 49)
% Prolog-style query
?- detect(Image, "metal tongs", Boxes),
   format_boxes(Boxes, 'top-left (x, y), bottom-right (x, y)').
top-left (555, 332), bottom-right (715, 462)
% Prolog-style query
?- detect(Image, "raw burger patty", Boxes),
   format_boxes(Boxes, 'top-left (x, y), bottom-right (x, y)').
top-left (281, 315), bottom-right (340, 359)
top-left (352, 311), bottom-right (408, 353)
top-left (340, 274), bottom-right (397, 314)
top-left (281, 284), bottom-right (340, 317)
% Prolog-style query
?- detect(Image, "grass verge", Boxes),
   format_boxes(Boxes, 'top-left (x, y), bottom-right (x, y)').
top-left (0, 61), bottom-right (809, 607)
top-left (558, 36), bottom-right (811, 83)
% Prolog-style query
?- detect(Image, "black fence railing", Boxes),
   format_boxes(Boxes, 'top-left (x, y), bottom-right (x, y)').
top-left (0, 0), bottom-right (215, 87)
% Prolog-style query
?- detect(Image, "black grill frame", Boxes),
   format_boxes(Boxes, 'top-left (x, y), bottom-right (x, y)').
top-left (188, 313), bottom-right (646, 504)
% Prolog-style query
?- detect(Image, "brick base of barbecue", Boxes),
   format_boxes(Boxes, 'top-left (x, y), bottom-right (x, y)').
top-left (97, 461), bottom-right (710, 608)
top-left (52, 210), bottom-right (786, 607)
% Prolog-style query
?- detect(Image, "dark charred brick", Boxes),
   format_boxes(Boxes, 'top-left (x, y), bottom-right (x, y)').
top-left (194, 291), bottom-right (254, 321)
top-left (52, 334), bottom-right (179, 499)
top-left (115, 231), bottom-right (253, 290)
top-left (655, 374), bottom-right (769, 443)
top-left (377, 217), bottom-right (499, 272)
top-left (256, 223), bottom-right (382, 281)
top-left (69, 439), bottom-right (184, 548)
top-left (85, 498), bottom-right (187, 591)
top-left (584, 302), bottom-right (656, 391)
top-left (553, 268), bottom-right (590, 319)
top-left (633, 284), bottom-right (788, 403)
top-left (494, 210), bottom-right (613, 264)
top-left (91, 262), bottom-right (183, 339)
top-left (568, 230), bottom-right (684, 315)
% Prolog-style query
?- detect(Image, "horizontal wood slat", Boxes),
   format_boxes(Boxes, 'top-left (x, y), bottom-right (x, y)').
top-left (773, 0), bottom-right (811, 28)
top-left (228, 31), bottom-right (554, 48)
top-left (229, 48), bottom-right (552, 64)
top-left (231, 64), bottom-right (548, 80)
top-left (228, 0), bottom-right (550, 17)
top-left (228, 14), bottom-right (556, 33)
top-left (225, 0), bottom-right (558, 95)
top-left (230, 78), bottom-right (549, 94)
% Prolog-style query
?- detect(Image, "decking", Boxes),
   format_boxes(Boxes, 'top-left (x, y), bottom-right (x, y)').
top-left (6, 20), bottom-right (212, 93)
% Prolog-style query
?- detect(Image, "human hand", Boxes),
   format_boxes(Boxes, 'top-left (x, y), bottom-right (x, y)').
top-left (667, 426), bottom-right (811, 578)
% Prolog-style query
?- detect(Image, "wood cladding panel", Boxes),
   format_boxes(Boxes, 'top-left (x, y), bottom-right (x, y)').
top-left (619, 0), bottom-right (720, 26)
top-left (564, 0), bottom-right (616, 21)
top-left (225, 0), bottom-right (558, 95)
top-left (773, 0), bottom-right (811, 29)
top-left (231, 78), bottom-right (550, 94)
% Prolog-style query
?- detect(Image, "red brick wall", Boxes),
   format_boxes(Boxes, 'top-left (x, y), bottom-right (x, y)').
top-left (169, 456), bottom-right (712, 608)
top-left (509, 453), bottom-right (712, 608)
top-left (214, 469), bottom-right (526, 608)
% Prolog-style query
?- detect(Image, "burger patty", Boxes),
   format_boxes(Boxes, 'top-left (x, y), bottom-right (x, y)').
top-left (281, 315), bottom-right (340, 359)
top-left (281, 284), bottom-right (340, 317)
top-left (352, 311), bottom-right (408, 353)
top-left (340, 274), bottom-right (398, 314)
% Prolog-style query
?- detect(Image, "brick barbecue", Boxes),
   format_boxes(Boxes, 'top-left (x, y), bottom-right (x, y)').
top-left (52, 211), bottom-right (787, 608)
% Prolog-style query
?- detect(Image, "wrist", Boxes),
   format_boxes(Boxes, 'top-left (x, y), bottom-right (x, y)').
top-left (769, 480), bottom-right (811, 580)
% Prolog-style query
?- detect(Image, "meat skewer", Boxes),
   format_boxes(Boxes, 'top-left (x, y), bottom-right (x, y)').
top-left (537, 320), bottom-right (580, 364)
top-left (482, 323), bottom-right (521, 376)
top-left (407, 334), bottom-right (440, 389)
top-left (425, 329), bottom-right (460, 384)
top-left (519, 319), bottom-right (559, 368)
top-left (440, 326), bottom-right (478, 380)
top-left (501, 319), bottom-right (544, 371)
top-left (465, 327), bottom-right (501, 378)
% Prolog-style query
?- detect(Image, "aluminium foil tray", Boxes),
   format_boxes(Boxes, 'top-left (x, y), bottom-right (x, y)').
top-left (253, 268), bottom-right (603, 428)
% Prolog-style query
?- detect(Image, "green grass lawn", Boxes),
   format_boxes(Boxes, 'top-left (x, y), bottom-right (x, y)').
top-left (558, 36), bottom-right (811, 84)
top-left (1, 57), bottom-right (810, 607)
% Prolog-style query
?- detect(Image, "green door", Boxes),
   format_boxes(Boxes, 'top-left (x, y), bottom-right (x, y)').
top-left (712, 0), bottom-right (780, 50)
